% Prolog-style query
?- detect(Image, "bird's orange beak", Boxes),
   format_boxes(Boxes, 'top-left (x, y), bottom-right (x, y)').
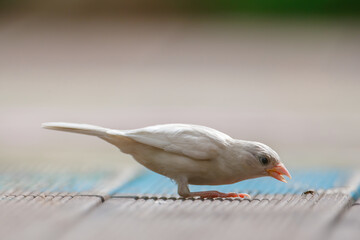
top-left (266, 163), bottom-right (291, 183)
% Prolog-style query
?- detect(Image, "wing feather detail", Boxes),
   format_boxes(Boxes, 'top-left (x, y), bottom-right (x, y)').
top-left (107, 124), bottom-right (232, 160)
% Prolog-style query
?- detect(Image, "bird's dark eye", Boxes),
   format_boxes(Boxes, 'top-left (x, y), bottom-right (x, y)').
top-left (260, 157), bottom-right (269, 165)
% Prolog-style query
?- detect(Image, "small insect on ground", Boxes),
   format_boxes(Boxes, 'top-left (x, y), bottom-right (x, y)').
top-left (302, 190), bottom-right (316, 196)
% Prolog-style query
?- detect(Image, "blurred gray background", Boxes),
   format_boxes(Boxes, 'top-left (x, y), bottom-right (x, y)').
top-left (0, 1), bottom-right (359, 171)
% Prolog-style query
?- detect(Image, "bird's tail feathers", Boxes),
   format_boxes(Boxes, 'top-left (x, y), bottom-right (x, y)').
top-left (42, 122), bottom-right (110, 137)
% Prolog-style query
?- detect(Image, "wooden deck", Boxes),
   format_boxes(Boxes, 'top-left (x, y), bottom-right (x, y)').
top-left (0, 162), bottom-right (359, 240)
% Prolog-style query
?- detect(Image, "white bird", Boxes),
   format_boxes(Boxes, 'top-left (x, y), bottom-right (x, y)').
top-left (42, 122), bottom-right (291, 199)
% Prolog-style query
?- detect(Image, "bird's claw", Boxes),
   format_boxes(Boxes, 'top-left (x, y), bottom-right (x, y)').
top-left (238, 193), bottom-right (251, 199)
top-left (226, 192), bottom-right (251, 199)
top-left (189, 191), bottom-right (251, 199)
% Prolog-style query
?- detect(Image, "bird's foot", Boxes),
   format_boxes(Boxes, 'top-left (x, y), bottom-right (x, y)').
top-left (188, 191), bottom-right (251, 199)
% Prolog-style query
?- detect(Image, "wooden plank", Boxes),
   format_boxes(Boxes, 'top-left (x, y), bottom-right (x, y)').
top-left (329, 200), bottom-right (360, 240)
top-left (61, 192), bottom-right (354, 240)
top-left (0, 195), bottom-right (102, 240)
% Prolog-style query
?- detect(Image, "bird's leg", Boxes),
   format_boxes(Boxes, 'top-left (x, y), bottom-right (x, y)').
top-left (177, 178), bottom-right (192, 197)
top-left (176, 178), bottom-right (250, 199)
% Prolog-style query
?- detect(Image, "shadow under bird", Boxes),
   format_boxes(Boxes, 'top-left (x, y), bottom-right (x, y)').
top-left (42, 122), bottom-right (291, 198)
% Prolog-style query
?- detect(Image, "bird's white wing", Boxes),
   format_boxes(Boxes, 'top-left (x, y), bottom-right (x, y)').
top-left (107, 124), bottom-right (232, 160)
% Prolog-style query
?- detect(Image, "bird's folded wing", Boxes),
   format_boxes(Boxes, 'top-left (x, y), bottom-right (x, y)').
top-left (107, 124), bottom-right (232, 160)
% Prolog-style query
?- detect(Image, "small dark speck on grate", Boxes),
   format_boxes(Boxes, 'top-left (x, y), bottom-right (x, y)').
top-left (302, 190), bottom-right (317, 196)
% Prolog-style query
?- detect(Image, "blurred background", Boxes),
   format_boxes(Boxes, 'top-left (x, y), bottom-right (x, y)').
top-left (0, 0), bottom-right (359, 173)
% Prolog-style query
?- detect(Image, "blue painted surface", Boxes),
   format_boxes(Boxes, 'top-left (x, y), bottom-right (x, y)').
top-left (1, 168), bottom-right (357, 198)
top-left (112, 169), bottom-right (352, 196)
top-left (350, 185), bottom-right (360, 200)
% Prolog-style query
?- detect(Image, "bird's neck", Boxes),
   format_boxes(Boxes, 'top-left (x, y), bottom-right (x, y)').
top-left (220, 139), bottom-right (257, 176)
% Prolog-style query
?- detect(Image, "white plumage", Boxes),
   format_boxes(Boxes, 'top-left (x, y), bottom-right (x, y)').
top-left (109, 124), bottom-right (231, 160)
top-left (42, 122), bottom-right (291, 198)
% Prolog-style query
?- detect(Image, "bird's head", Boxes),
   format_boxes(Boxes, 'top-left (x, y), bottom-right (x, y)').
top-left (239, 141), bottom-right (291, 183)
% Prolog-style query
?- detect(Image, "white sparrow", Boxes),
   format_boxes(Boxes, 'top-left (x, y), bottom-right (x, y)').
top-left (42, 122), bottom-right (291, 199)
